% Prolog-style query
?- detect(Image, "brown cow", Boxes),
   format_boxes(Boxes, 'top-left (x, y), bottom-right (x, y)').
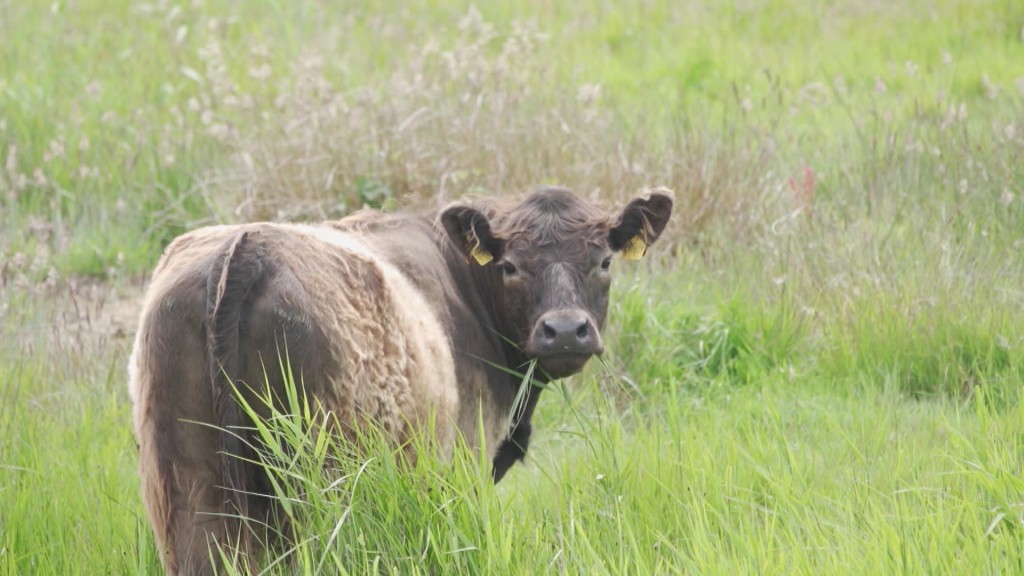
top-left (128, 187), bottom-right (672, 574)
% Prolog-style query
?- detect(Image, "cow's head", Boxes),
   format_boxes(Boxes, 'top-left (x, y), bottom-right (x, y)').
top-left (441, 187), bottom-right (673, 379)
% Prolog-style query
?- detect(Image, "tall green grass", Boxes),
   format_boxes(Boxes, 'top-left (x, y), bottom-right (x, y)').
top-left (0, 297), bottom-right (157, 574)
top-left (207, 362), bottom-right (503, 575)
top-left (1, 281), bottom-right (1022, 573)
top-left (193, 348), bottom-right (1024, 575)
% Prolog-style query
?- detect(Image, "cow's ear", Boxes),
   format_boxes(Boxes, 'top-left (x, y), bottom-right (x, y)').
top-left (608, 192), bottom-right (673, 260)
top-left (440, 205), bottom-right (505, 265)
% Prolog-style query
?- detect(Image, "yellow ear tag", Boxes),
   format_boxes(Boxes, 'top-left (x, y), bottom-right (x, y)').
top-left (464, 232), bottom-right (493, 265)
top-left (621, 235), bottom-right (647, 260)
top-left (470, 245), bottom-right (493, 265)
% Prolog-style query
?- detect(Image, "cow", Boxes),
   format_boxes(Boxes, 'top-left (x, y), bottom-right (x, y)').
top-left (128, 186), bottom-right (672, 574)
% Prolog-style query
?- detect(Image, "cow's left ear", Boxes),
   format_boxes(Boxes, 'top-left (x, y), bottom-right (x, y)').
top-left (608, 193), bottom-right (673, 260)
top-left (440, 205), bottom-right (505, 266)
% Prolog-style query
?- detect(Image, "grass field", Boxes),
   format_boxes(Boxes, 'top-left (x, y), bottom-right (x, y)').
top-left (2, 0), bottom-right (1023, 573)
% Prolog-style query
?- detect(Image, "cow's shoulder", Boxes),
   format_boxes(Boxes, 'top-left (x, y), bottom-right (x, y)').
top-left (326, 213), bottom-right (460, 310)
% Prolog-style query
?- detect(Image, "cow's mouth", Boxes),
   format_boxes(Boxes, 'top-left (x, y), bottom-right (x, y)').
top-left (535, 353), bottom-right (594, 379)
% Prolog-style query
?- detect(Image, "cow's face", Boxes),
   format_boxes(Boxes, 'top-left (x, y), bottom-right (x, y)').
top-left (442, 187), bottom-right (673, 379)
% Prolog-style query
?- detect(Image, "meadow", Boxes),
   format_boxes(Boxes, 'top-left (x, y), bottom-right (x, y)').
top-left (2, 0), bottom-right (1023, 573)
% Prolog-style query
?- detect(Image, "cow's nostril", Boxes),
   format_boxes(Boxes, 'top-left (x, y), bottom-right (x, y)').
top-left (576, 321), bottom-right (589, 340)
top-left (542, 321), bottom-right (557, 340)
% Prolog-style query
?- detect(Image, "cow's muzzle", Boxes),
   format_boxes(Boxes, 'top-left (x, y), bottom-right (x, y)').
top-left (528, 309), bottom-right (604, 378)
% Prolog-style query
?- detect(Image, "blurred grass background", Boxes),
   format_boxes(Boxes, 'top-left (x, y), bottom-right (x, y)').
top-left (1, 1), bottom-right (1023, 573)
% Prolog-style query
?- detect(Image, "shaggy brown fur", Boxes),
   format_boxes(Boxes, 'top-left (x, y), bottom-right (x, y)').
top-left (129, 187), bottom-right (672, 574)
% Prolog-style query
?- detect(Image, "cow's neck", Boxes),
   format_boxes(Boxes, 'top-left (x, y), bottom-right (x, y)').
top-left (436, 233), bottom-right (554, 480)
top-left (440, 241), bottom-right (536, 382)
top-left (446, 247), bottom-right (525, 373)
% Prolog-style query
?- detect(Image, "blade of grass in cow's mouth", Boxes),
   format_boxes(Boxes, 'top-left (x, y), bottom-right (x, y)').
top-left (536, 353), bottom-right (595, 379)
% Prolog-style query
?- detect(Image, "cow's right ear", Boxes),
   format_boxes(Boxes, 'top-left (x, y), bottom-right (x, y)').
top-left (440, 206), bottom-right (505, 266)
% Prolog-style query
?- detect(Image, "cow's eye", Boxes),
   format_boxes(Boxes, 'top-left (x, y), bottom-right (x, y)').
top-left (501, 261), bottom-right (518, 276)
top-left (600, 257), bottom-right (612, 271)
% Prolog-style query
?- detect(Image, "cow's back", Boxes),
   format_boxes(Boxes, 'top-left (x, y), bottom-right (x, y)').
top-left (128, 222), bottom-right (458, 573)
top-left (244, 224), bottom-right (460, 442)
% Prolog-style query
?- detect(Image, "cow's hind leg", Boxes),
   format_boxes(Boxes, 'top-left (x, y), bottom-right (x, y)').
top-left (230, 271), bottom-right (331, 556)
top-left (133, 304), bottom-right (241, 575)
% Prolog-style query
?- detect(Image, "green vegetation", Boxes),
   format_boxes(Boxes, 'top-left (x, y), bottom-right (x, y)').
top-left (1, 0), bottom-right (1022, 573)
